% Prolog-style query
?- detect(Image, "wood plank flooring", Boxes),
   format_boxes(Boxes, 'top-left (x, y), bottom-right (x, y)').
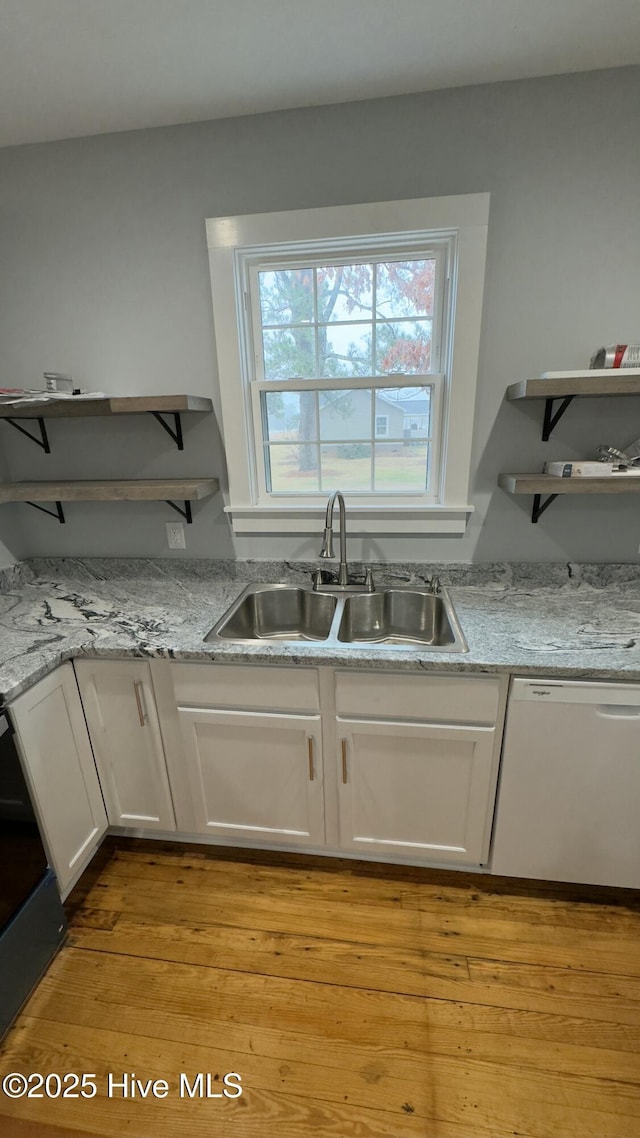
top-left (1, 840), bottom-right (639, 1138)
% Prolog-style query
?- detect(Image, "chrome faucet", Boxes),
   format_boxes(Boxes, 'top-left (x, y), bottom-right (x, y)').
top-left (313, 490), bottom-right (375, 592)
top-left (320, 490), bottom-right (349, 585)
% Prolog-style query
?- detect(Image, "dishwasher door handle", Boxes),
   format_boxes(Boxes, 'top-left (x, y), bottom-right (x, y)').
top-left (596, 705), bottom-right (640, 719)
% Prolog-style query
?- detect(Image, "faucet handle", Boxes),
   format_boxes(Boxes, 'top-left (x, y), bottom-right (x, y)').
top-left (311, 567), bottom-right (336, 590)
top-left (429, 575), bottom-right (442, 595)
top-left (363, 567), bottom-right (375, 592)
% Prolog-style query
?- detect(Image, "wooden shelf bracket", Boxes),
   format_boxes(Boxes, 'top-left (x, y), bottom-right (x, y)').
top-left (25, 500), bottom-right (65, 523)
top-left (149, 411), bottom-right (184, 450)
top-left (4, 416), bottom-right (51, 453)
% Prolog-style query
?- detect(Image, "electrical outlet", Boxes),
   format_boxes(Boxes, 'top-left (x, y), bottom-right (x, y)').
top-left (166, 521), bottom-right (186, 549)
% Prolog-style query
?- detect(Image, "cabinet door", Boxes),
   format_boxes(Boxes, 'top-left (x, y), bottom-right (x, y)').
top-left (75, 660), bottom-right (175, 832)
top-left (178, 708), bottom-right (324, 845)
top-left (10, 663), bottom-right (108, 897)
top-left (336, 718), bottom-right (497, 865)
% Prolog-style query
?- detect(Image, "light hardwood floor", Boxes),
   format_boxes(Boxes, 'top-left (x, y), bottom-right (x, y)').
top-left (1, 840), bottom-right (640, 1138)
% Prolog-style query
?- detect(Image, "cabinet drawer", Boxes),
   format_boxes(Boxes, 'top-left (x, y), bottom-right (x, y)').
top-left (171, 663), bottom-right (320, 712)
top-left (335, 670), bottom-right (500, 724)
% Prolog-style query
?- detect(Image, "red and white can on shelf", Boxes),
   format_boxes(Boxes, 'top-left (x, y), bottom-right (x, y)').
top-left (590, 345), bottom-right (640, 369)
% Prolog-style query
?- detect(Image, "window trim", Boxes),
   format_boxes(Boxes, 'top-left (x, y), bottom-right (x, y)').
top-left (206, 193), bottom-right (489, 536)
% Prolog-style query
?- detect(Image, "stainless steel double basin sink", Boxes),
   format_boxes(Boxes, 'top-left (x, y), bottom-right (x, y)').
top-left (205, 582), bottom-right (467, 652)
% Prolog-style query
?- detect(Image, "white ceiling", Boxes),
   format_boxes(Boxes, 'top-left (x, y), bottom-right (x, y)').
top-left (1, 0), bottom-right (639, 149)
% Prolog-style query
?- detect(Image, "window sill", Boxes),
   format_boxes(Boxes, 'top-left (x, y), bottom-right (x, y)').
top-left (225, 503), bottom-right (474, 536)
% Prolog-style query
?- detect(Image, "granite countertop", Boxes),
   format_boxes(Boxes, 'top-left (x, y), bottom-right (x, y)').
top-left (1, 557), bottom-right (640, 703)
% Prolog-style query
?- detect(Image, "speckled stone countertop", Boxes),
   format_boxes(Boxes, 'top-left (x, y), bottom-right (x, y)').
top-left (1, 557), bottom-right (640, 702)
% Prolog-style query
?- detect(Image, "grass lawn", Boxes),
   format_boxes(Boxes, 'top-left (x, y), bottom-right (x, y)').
top-left (268, 442), bottom-right (428, 492)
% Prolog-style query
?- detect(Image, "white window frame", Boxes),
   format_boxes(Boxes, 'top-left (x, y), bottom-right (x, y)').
top-left (245, 244), bottom-right (446, 503)
top-left (206, 194), bottom-right (489, 536)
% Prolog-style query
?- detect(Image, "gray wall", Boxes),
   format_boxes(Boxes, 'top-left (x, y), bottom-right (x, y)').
top-left (0, 66), bottom-right (639, 563)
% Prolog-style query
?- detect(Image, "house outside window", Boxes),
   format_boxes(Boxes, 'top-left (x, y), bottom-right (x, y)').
top-left (207, 194), bottom-right (489, 536)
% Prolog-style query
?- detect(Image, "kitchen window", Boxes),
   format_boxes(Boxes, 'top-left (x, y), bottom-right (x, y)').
top-left (207, 194), bottom-right (489, 536)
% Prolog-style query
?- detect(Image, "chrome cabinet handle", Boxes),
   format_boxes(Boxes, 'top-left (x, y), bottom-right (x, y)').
top-left (133, 680), bottom-right (146, 727)
top-left (308, 737), bottom-right (315, 781)
top-left (341, 739), bottom-right (348, 784)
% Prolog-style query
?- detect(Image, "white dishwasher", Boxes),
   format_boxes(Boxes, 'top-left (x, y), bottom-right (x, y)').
top-left (490, 677), bottom-right (640, 888)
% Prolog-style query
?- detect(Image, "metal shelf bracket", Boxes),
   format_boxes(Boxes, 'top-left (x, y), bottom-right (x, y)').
top-left (150, 411), bottom-right (183, 450)
top-left (165, 499), bottom-right (193, 523)
top-left (5, 417), bottom-right (51, 453)
top-left (531, 493), bottom-right (558, 523)
top-left (25, 500), bottom-right (65, 523)
top-left (542, 396), bottom-right (574, 441)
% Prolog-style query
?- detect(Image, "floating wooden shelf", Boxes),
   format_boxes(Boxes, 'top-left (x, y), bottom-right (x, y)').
top-left (0, 394), bottom-right (213, 419)
top-left (0, 478), bottom-right (219, 524)
top-left (507, 376), bottom-right (640, 400)
top-left (499, 472), bottom-right (640, 495)
top-left (0, 478), bottom-right (218, 503)
top-left (0, 394), bottom-right (213, 453)
top-left (506, 376), bottom-right (640, 441)
top-left (499, 472), bottom-right (640, 523)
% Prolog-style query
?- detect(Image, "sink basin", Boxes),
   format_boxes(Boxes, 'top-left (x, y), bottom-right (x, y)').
top-left (206, 585), bottom-right (337, 643)
top-left (205, 582), bottom-right (467, 652)
top-left (337, 588), bottom-right (466, 650)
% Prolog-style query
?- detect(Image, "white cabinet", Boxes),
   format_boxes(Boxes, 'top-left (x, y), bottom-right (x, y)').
top-left (491, 678), bottom-right (640, 888)
top-left (178, 708), bottom-right (324, 845)
top-left (14, 652), bottom-right (640, 886)
top-left (333, 670), bottom-right (504, 866)
top-left (166, 662), bottom-right (505, 865)
top-left (171, 662), bottom-right (324, 846)
top-left (337, 718), bottom-right (497, 864)
top-left (74, 659), bottom-right (175, 832)
top-left (9, 663), bottom-right (107, 897)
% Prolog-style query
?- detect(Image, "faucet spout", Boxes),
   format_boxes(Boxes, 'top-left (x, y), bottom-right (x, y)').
top-left (319, 490), bottom-right (349, 586)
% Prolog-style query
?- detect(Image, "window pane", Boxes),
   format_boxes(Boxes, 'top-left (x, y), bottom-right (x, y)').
top-left (320, 444), bottom-right (372, 492)
top-left (374, 442), bottom-right (429, 492)
top-left (259, 269), bottom-right (314, 326)
top-left (316, 264), bottom-right (373, 322)
top-left (264, 390), bottom-right (318, 442)
top-left (375, 320), bottom-right (432, 375)
top-left (375, 386), bottom-right (432, 439)
top-left (266, 444), bottom-right (320, 492)
top-left (376, 260), bottom-right (436, 319)
top-left (263, 327), bottom-right (316, 379)
top-left (319, 389), bottom-right (371, 441)
top-left (319, 323), bottom-right (372, 376)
